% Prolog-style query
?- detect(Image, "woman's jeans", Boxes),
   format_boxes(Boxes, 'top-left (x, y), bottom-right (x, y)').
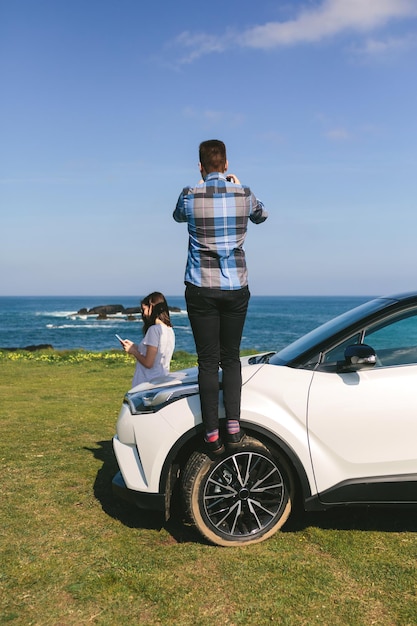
top-left (185, 284), bottom-right (250, 434)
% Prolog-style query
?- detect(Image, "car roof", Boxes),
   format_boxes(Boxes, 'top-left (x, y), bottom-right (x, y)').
top-left (384, 290), bottom-right (417, 302)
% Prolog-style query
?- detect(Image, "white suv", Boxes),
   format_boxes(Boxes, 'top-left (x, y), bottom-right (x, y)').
top-left (113, 292), bottom-right (417, 546)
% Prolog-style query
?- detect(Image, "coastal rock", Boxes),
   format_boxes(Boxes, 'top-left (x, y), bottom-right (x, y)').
top-left (83, 304), bottom-right (125, 315)
top-left (2, 344), bottom-right (54, 352)
top-left (124, 306), bottom-right (142, 315)
top-left (76, 303), bottom-right (182, 317)
top-left (124, 305), bottom-right (181, 314)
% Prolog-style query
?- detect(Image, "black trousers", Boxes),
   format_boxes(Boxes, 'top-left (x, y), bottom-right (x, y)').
top-left (185, 284), bottom-right (250, 433)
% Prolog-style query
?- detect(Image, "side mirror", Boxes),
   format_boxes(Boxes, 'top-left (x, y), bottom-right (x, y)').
top-left (344, 344), bottom-right (376, 370)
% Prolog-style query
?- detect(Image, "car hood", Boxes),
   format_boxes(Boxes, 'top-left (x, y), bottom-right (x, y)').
top-left (128, 352), bottom-right (272, 393)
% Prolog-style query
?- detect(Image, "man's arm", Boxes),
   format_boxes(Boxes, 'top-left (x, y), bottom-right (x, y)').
top-left (173, 189), bottom-right (189, 222)
top-left (249, 194), bottom-right (268, 224)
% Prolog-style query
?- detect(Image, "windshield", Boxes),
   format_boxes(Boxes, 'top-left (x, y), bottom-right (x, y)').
top-left (270, 296), bottom-right (395, 366)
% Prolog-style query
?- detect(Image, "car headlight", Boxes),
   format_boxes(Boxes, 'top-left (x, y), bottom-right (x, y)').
top-left (125, 383), bottom-right (200, 414)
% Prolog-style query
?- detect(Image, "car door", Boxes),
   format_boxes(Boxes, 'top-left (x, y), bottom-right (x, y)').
top-left (307, 306), bottom-right (417, 504)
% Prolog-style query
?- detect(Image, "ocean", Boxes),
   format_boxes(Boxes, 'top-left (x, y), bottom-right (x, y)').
top-left (0, 295), bottom-right (373, 354)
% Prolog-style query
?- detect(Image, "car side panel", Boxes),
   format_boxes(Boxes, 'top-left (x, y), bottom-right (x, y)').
top-left (241, 365), bottom-right (317, 494)
top-left (307, 365), bottom-right (417, 496)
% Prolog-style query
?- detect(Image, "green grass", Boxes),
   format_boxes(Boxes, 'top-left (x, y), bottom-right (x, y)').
top-left (1, 350), bottom-right (417, 625)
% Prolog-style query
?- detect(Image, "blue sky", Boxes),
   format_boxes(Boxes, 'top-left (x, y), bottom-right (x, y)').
top-left (2, 0), bottom-right (417, 297)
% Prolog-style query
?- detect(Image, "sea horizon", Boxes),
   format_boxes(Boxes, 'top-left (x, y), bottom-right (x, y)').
top-left (0, 294), bottom-right (376, 354)
top-left (0, 293), bottom-right (376, 298)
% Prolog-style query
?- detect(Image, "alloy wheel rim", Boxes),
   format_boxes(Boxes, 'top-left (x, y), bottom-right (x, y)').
top-left (202, 451), bottom-right (285, 539)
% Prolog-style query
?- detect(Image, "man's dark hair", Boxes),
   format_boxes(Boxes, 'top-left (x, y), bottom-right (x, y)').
top-left (199, 139), bottom-right (227, 173)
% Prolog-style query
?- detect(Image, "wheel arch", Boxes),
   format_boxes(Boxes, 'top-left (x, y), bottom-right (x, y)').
top-left (239, 421), bottom-right (313, 506)
top-left (159, 424), bottom-right (204, 518)
top-left (159, 420), bottom-right (313, 519)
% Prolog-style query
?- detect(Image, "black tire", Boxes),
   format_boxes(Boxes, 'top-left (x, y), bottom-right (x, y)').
top-left (181, 436), bottom-right (294, 547)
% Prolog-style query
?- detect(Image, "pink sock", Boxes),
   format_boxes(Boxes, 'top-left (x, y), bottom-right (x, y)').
top-left (205, 429), bottom-right (219, 443)
top-left (226, 420), bottom-right (240, 435)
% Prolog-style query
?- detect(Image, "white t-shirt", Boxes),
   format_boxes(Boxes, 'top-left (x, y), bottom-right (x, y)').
top-left (131, 323), bottom-right (175, 387)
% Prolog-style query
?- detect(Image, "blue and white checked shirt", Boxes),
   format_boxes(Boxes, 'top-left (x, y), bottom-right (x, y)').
top-left (173, 172), bottom-right (268, 290)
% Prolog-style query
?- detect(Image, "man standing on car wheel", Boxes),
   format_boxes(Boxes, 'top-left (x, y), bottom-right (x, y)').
top-left (173, 139), bottom-right (268, 455)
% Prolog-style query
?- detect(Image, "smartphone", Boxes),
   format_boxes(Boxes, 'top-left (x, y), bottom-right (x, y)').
top-left (115, 334), bottom-right (124, 343)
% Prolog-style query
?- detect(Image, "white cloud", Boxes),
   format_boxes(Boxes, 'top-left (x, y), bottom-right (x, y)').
top-left (325, 127), bottom-right (351, 141)
top-left (173, 0), bottom-right (417, 61)
top-left (173, 30), bottom-right (232, 64)
top-left (241, 0), bottom-right (417, 48)
top-left (316, 113), bottom-right (352, 141)
top-left (350, 32), bottom-right (417, 59)
top-left (182, 107), bottom-right (245, 127)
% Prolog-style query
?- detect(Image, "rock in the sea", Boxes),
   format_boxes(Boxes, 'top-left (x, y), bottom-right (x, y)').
top-left (124, 307), bottom-right (142, 315)
top-left (2, 344), bottom-right (54, 352)
top-left (89, 304), bottom-right (125, 315)
top-left (75, 303), bottom-right (182, 318)
top-left (77, 304), bottom-right (126, 316)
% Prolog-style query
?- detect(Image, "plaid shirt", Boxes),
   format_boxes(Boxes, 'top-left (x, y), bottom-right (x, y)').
top-left (173, 172), bottom-right (268, 290)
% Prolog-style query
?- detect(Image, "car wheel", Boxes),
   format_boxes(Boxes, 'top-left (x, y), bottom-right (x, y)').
top-left (181, 436), bottom-right (294, 546)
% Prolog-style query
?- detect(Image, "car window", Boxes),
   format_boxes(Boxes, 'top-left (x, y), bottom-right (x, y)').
top-left (364, 308), bottom-right (417, 366)
top-left (271, 297), bottom-right (391, 366)
top-left (321, 334), bottom-right (362, 365)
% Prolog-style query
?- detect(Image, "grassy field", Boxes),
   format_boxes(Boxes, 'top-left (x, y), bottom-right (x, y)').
top-left (1, 350), bottom-right (417, 626)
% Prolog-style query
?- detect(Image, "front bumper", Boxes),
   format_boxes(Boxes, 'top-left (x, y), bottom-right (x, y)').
top-left (112, 471), bottom-right (166, 512)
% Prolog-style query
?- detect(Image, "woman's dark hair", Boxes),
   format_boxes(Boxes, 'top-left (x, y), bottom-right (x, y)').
top-left (199, 139), bottom-right (227, 173)
top-left (141, 292), bottom-right (172, 334)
